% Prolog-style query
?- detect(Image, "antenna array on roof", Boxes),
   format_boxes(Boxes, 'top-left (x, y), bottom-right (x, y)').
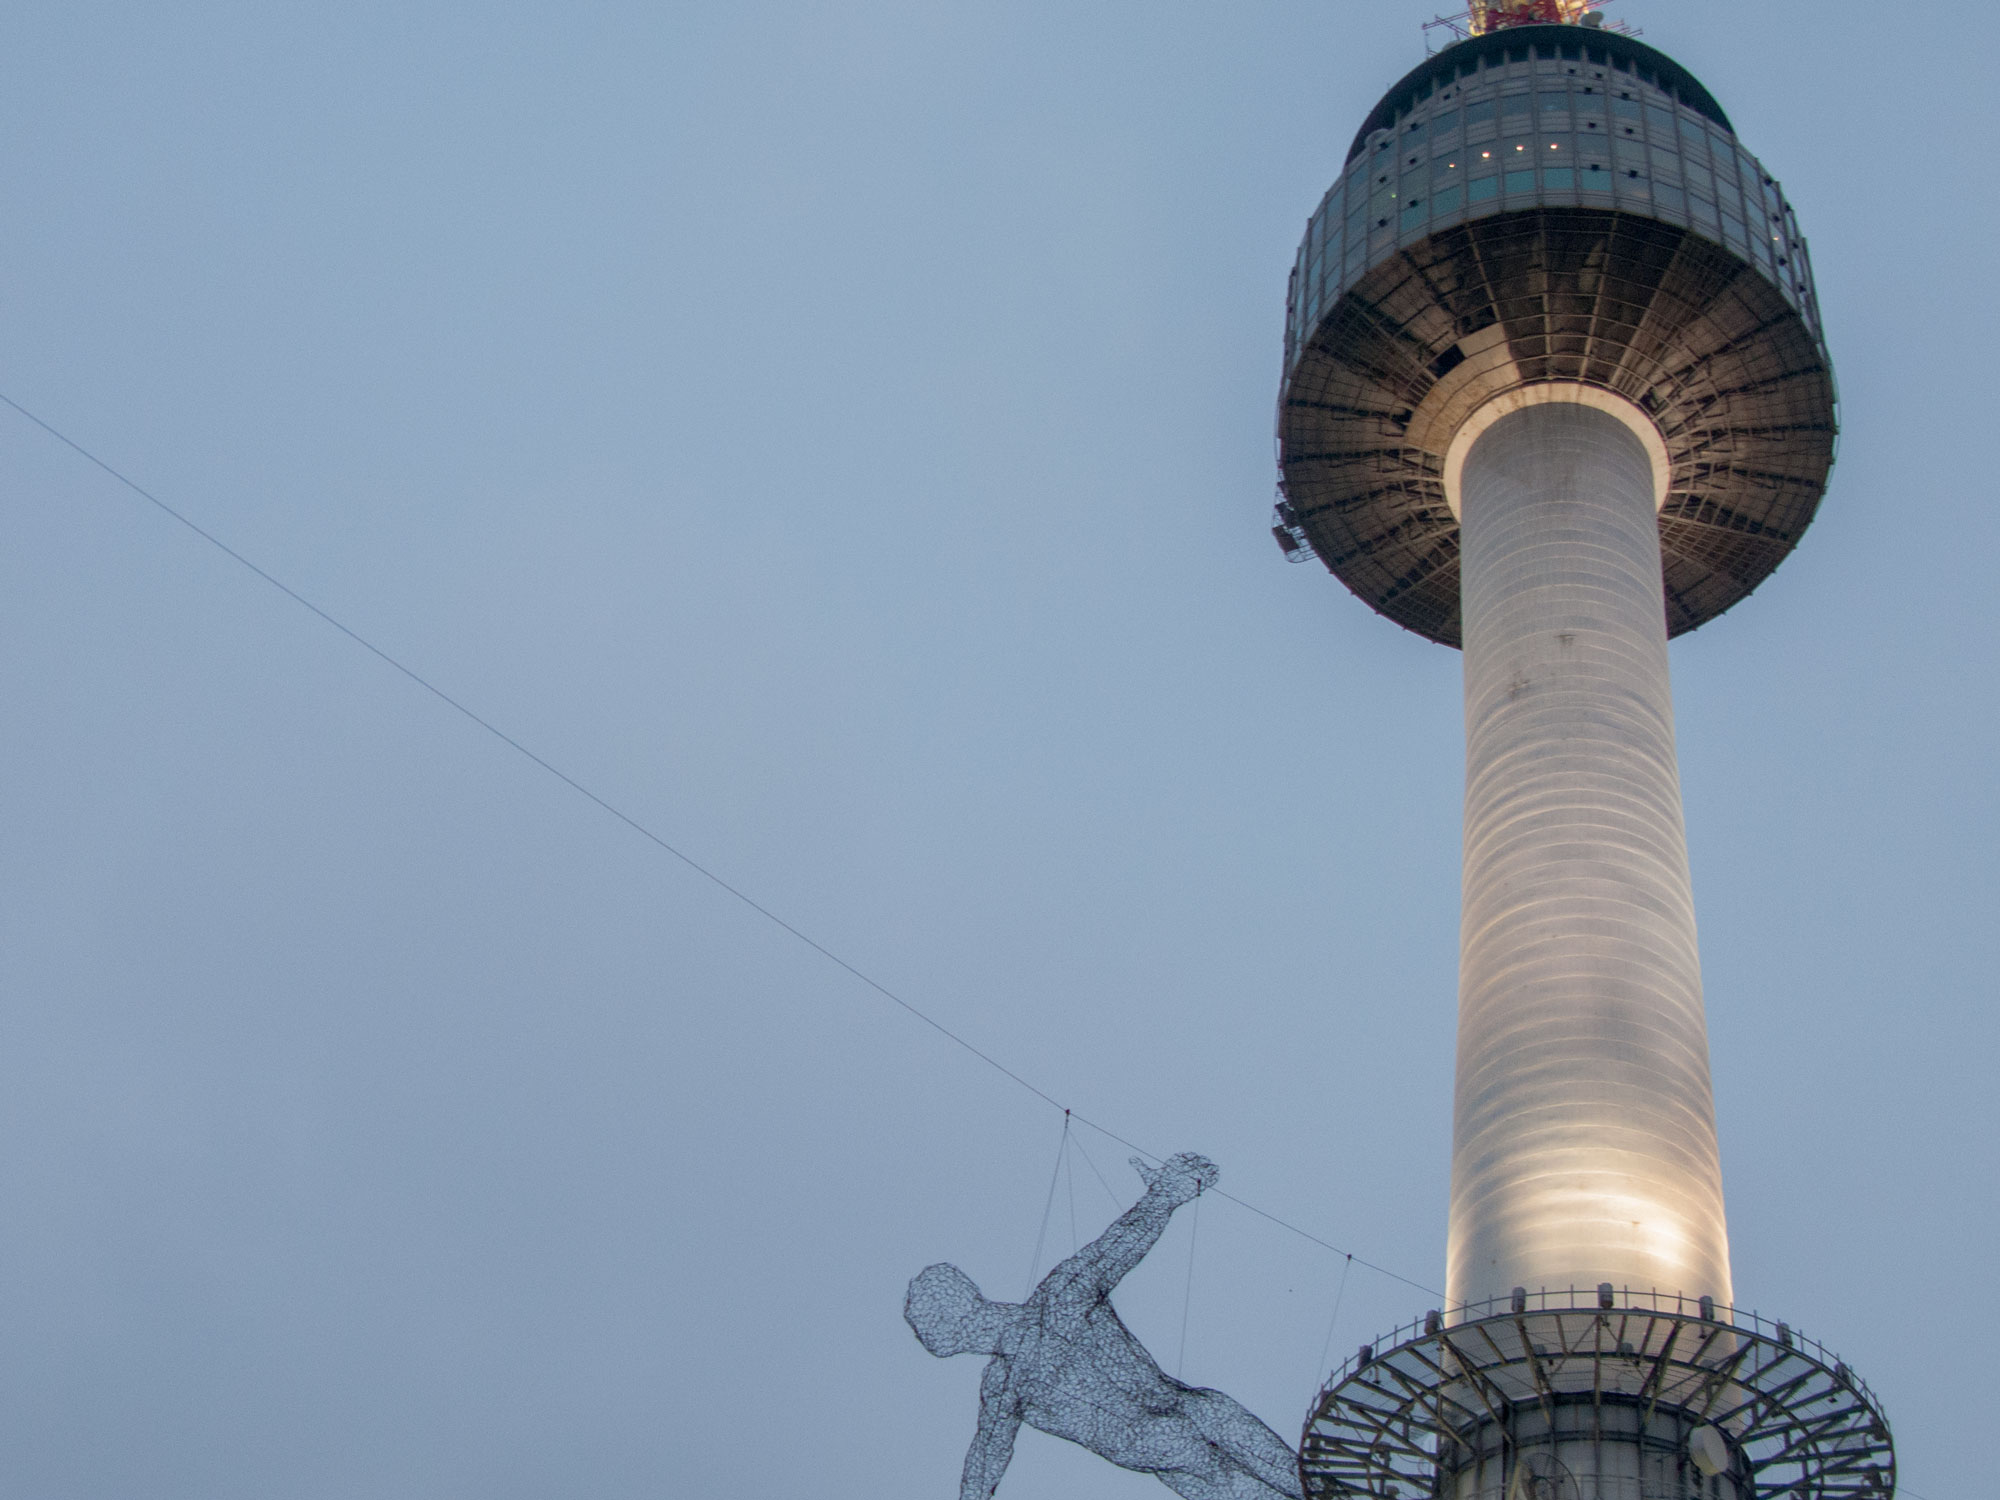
top-left (1425, 0), bottom-right (1636, 46)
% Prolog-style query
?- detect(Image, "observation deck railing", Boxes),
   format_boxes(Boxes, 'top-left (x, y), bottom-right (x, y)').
top-left (1319, 1287), bottom-right (1885, 1419)
top-left (1303, 1287), bottom-right (1895, 1500)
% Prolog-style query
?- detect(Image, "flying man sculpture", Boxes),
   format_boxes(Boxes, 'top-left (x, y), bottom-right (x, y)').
top-left (905, 1152), bottom-right (1302, 1500)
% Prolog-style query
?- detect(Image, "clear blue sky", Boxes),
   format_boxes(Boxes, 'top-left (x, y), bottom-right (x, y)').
top-left (0, 3), bottom-right (1986, 1496)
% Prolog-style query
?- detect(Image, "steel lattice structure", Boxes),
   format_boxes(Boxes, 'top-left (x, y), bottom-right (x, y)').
top-left (1302, 1294), bottom-right (1893, 1500)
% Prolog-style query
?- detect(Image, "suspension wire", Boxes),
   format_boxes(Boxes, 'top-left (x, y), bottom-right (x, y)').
top-left (1315, 1252), bottom-right (1356, 1388)
top-left (1176, 1186), bottom-right (1202, 1381)
top-left (1064, 1125), bottom-right (1080, 1255)
top-left (1065, 1130), bottom-right (1125, 1212)
top-left (1202, 1184), bottom-right (1439, 1299)
top-left (1025, 1111), bottom-right (1070, 1295)
top-left (0, 389), bottom-right (1444, 1305)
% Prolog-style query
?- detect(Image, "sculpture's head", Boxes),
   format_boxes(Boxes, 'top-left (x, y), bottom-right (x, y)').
top-left (905, 1263), bottom-right (1006, 1358)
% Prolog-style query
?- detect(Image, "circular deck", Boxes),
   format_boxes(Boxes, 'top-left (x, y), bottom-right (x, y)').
top-left (1300, 1292), bottom-right (1894, 1500)
top-left (1274, 30), bottom-right (1834, 646)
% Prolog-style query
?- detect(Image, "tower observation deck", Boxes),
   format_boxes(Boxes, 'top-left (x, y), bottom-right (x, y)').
top-left (1275, 14), bottom-right (1894, 1500)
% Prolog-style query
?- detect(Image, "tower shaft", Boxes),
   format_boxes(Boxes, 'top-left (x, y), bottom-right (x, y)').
top-left (1450, 400), bottom-right (1730, 1313)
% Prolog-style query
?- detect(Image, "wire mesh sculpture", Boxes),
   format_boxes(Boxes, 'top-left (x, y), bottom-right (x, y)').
top-left (905, 1153), bottom-right (1303, 1500)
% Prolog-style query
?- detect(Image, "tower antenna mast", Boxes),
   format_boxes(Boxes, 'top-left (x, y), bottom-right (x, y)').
top-left (1428, 0), bottom-right (1636, 48)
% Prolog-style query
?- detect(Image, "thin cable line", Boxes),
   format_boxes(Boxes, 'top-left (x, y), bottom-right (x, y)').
top-left (0, 392), bottom-right (1076, 1118)
top-left (0, 389), bottom-right (1442, 1303)
top-left (1054, 1112), bottom-right (1438, 1298)
top-left (0, 389), bottom-right (1098, 1100)
top-left (1025, 1113), bottom-right (1069, 1295)
top-left (1064, 1126), bottom-right (1079, 1255)
top-left (1176, 1188), bottom-right (1201, 1380)
top-left (1315, 1253), bottom-right (1355, 1387)
top-left (1066, 1131), bottom-right (1125, 1212)
top-left (1207, 1187), bottom-right (1440, 1299)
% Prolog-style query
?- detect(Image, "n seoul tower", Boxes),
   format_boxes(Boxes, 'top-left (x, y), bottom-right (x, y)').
top-left (1273, 4), bottom-right (1896, 1497)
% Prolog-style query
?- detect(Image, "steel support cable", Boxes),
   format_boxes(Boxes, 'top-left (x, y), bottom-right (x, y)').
top-left (1314, 1252), bottom-right (1355, 1390)
top-left (1064, 1121), bottom-right (1080, 1254)
top-left (0, 388), bottom-right (1442, 1305)
top-left (1065, 1128), bottom-right (1124, 1212)
top-left (1176, 1186), bottom-right (1200, 1380)
top-left (1025, 1112), bottom-right (1069, 1295)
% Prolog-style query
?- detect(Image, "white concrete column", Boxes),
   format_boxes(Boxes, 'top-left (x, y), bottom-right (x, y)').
top-left (1447, 399), bottom-right (1733, 1314)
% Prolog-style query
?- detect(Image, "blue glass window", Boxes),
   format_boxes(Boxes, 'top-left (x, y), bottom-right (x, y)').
top-left (1613, 95), bottom-right (1640, 118)
top-left (1539, 90), bottom-right (1569, 112)
top-left (1654, 183), bottom-right (1687, 214)
top-left (1432, 184), bottom-right (1463, 216)
top-left (1466, 99), bottom-right (1497, 127)
top-left (1401, 199), bottom-right (1428, 229)
top-left (1543, 166), bottom-right (1575, 190)
top-left (1504, 168), bottom-right (1536, 194)
top-left (1645, 105), bottom-right (1674, 137)
top-left (1469, 175), bottom-right (1500, 203)
top-left (1579, 161), bottom-right (1612, 190)
top-left (1501, 92), bottom-right (1531, 117)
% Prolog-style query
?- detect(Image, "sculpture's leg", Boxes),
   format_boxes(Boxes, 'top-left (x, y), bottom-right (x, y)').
top-left (1170, 1391), bottom-right (1303, 1500)
top-left (1155, 1462), bottom-right (1232, 1500)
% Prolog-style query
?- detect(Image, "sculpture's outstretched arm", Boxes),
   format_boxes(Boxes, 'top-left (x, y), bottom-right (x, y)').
top-left (959, 1359), bottom-right (1023, 1500)
top-left (1065, 1153), bottom-right (1217, 1297)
